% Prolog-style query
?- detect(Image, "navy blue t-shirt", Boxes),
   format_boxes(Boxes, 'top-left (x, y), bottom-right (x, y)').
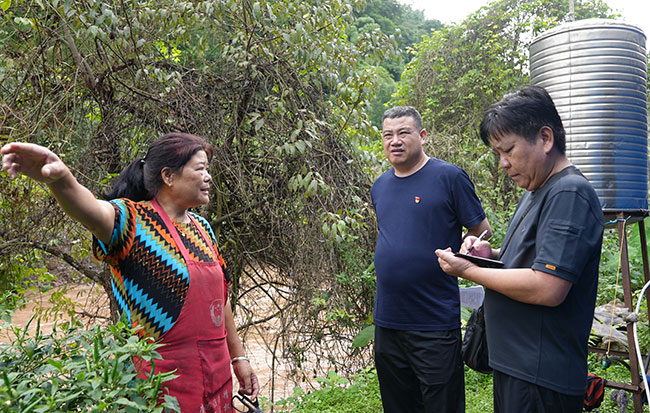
top-left (371, 158), bottom-right (486, 330)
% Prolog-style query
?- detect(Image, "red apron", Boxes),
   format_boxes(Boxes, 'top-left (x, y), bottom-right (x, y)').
top-left (138, 198), bottom-right (233, 412)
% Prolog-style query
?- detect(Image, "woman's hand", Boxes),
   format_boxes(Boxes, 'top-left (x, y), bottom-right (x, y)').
top-left (232, 359), bottom-right (259, 399)
top-left (2, 142), bottom-right (70, 183)
top-left (2, 142), bottom-right (115, 243)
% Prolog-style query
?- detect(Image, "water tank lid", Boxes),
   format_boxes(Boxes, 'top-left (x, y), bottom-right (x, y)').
top-left (531, 19), bottom-right (646, 44)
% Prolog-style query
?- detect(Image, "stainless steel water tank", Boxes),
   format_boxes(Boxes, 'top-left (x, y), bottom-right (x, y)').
top-left (530, 19), bottom-right (648, 212)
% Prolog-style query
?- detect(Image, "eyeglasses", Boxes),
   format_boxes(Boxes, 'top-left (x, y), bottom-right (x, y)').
top-left (232, 393), bottom-right (262, 413)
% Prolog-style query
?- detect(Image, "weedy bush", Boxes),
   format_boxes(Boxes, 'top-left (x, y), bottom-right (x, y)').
top-left (276, 366), bottom-right (496, 412)
top-left (276, 368), bottom-right (382, 412)
top-left (465, 368), bottom-right (494, 412)
top-left (0, 317), bottom-right (179, 412)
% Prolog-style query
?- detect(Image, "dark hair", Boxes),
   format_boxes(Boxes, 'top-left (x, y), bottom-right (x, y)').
top-left (479, 86), bottom-right (566, 154)
top-left (103, 133), bottom-right (214, 201)
top-left (382, 106), bottom-right (423, 131)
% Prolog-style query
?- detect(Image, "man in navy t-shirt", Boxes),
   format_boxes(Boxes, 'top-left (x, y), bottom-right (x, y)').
top-left (372, 106), bottom-right (491, 412)
top-left (436, 87), bottom-right (604, 412)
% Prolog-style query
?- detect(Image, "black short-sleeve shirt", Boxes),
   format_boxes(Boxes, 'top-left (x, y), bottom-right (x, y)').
top-left (485, 166), bottom-right (604, 396)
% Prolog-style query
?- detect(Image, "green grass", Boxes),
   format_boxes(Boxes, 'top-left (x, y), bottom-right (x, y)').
top-left (280, 359), bottom-right (650, 412)
top-left (465, 368), bottom-right (493, 412)
top-left (275, 368), bottom-right (382, 412)
top-left (277, 367), bottom-right (494, 412)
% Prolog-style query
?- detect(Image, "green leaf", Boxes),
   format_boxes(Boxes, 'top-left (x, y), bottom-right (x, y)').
top-left (0, 0), bottom-right (11, 12)
top-left (116, 397), bottom-right (141, 407)
top-left (252, 2), bottom-right (261, 20)
top-left (14, 17), bottom-right (34, 28)
top-left (461, 305), bottom-right (472, 322)
top-left (351, 325), bottom-right (375, 347)
top-left (88, 25), bottom-right (99, 38)
top-left (295, 140), bottom-right (306, 153)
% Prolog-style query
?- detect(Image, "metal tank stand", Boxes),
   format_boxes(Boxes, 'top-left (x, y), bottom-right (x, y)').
top-left (589, 211), bottom-right (650, 413)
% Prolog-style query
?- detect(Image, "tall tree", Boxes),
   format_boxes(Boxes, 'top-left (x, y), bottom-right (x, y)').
top-left (349, 0), bottom-right (444, 126)
top-left (391, 0), bottom-right (614, 217)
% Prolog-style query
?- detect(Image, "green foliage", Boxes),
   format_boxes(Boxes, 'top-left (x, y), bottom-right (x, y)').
top-left (465, 368), bottom-right (494, 412)
top-left (276, 368), bottom-right (382, 412)
top-left (0, 172), bottom-right (101, 319)
top-left (1, 0), bottom-right (394, 382)
top-left (351, 324), bottom-right (374, 348)
top-left (2, 0), bottom-right (644, 406)
top-left (598, 220), bottom-right (650, 306)
top-left (350, 0), bottom-right (443, 127)
top-left (276, 366), bottom-right (495, 412)
top-left (394, 0), bottom-right (614, 132)
top-left (596, 219), bottom-right (650, 363)
top-left (366, 64), bottom-right (397, 128)
top-left (391, 0), bottom-right (614, 215)
top-left (0, 317), bottom-right (179, 412)
top-left (619, 221), bottom-right (650, 293)
top-left (598, 227), bottom-right (627, 305)
top-left (277, 356), bottom-right (650, 413)
top-left (0, 175), bottom-right (57, 307)
top-left (352, 0), bottom-right (443, 80)
top-left (331, 243), bottom-right (375, 330)
top-left (0, 291), bottom-right (24, 323)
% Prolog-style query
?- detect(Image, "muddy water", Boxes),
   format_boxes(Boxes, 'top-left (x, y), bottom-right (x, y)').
top-left (0, 283), bottom-right (307, 404)
top-left (0, 284), bottom-right (110, 341)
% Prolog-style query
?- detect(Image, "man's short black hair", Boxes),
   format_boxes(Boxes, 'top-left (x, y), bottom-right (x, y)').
top-left (479, 86), bottom-right (566, 154)
top-left (383, 106), bottom-right (423, 131)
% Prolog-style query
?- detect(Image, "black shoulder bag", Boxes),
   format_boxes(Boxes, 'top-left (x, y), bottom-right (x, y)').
top-left (462, 304), bottom-right (491, 373)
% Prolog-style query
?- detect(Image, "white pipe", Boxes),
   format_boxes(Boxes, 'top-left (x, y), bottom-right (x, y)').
top-left (633, 279), bottom-right (650, 410)
top-left (568, 0), bottom-right (575, 21)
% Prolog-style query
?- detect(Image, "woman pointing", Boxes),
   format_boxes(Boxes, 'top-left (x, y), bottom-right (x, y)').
top-left (2, 133), bottom-right (258, 411)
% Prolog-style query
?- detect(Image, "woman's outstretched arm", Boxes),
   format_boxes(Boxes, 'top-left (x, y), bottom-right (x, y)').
top-left (2, 142), bottom-right (115, 244)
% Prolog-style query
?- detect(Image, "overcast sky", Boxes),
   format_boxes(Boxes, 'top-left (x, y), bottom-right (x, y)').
top-left (399, 0), bottom-right (650, 45)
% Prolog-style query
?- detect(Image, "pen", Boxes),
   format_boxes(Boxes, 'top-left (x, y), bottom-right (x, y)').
top-left (467, 229), bottom-right (488, 254)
